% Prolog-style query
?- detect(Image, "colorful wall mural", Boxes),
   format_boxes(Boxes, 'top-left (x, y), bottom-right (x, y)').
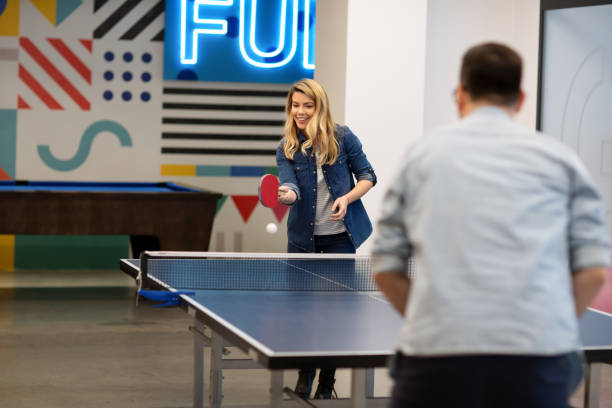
top-left (0, 0), bottom-right (314, 269)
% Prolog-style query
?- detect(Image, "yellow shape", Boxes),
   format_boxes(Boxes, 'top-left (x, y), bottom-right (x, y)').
top-left (30, 0), bottom-right (55, 26)
top-left (0, 234), bottom-right (15, 272)
top-left (161, 164), bottom-right (196, 176)
top-left (0, 0), bottom-right (20, 36)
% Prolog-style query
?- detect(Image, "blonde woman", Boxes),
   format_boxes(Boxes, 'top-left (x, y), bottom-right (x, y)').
top-left (276, 78), bottom-right (377, 399)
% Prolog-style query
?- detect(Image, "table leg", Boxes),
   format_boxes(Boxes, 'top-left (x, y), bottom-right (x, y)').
top-left (351, 368), bottom-right (366, 408)
top-left (584, 363), bottom-right (601, 408)
top-left (365, 368), bottom-right (374, 398)
top-left (209, 330), bottom-right (224, 407)
top-left (270, 370), bottom-right (284, 408)
top-left (193, 319), bottom-right (205, 408)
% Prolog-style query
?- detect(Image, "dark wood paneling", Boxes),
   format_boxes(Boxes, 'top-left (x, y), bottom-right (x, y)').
top-left (0, 186), bottom-right (221, 252)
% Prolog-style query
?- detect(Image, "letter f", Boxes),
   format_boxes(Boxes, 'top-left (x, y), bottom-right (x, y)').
top-left (181, 0), bottom-right (233, 65)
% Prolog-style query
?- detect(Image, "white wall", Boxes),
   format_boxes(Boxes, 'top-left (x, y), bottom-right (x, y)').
top-left (423, 0), bottom-right (541, 131)
top-left (314, 0), bottom-right (348, 125)
top-left (344, 0), bottom-right (429, 253)
top-left (338, 0), bottom-right (541, 253)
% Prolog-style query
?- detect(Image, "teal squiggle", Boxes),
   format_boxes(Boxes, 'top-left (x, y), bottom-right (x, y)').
top-left (38, 120), bottom-right (132, 171)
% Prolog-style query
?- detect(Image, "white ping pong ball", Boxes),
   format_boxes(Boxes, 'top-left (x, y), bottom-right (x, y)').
top-left (266, 223), bottom-right (278, 234)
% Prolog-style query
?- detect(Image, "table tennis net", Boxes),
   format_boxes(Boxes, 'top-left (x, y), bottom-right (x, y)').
top-left (140, 253), bottom-right (415, 292)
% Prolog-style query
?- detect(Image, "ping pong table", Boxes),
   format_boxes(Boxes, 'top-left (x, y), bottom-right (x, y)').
top-left (120, 252), bottom-right (612, 408)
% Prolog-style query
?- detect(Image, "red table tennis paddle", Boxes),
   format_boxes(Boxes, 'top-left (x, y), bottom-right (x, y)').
top-left (258, 174), bottom-right (279, 208)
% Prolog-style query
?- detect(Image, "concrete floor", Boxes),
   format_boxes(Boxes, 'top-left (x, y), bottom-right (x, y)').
top-left (0, 269), bottom-right (394, 408)
top-left (0, 268), bottom-right (611, 408)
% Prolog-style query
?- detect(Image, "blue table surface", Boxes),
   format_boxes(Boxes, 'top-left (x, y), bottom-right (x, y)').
top-left (187, 289), bottom-right (402, 355)
top-left (579, 309), bottom-right (612, 350)
top-left (178, 290), bottom-right (612, 355)
top-left (125, 260), bottom-right (612, 355)
top-left (0, 181), bottom-right (197, 193)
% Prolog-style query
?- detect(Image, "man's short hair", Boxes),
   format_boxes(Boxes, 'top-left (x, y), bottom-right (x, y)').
top-left (460, 42), bottom-right (522, 106)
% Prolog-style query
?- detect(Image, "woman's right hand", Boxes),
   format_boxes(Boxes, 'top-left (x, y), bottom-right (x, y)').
top-left (278, 186), bottom-right (297, 205)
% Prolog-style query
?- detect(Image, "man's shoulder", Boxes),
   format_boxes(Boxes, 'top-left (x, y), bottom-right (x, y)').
top-left (506, 125), bottom-right (579, 158)
top-left (439, 116), bottom-right (569, 147)
top-left (530, 131), bottom-right (585, 170)
top-left (418, 118), bottom-right (580, 164)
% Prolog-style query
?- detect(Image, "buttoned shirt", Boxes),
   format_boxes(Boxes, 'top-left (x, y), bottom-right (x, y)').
top-left (372, 106), bottom-right (610, 356)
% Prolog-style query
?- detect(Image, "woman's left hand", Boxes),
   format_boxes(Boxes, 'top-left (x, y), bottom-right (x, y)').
top-left (330, 195), bottom-right (349, 221)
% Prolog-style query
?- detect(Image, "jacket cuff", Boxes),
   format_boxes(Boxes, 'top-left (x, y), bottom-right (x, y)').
top-left (282, 182), bottom-right (300, 201)
top-left (356, 170), bottom-right (377, 186)
top-left (356, 173), bottom-right (375, 183)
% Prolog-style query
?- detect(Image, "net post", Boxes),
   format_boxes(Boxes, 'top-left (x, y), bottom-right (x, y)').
top-left (138, 250), bottom-right (151, 290)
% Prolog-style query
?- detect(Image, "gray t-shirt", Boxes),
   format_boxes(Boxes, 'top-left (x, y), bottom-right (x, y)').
top-left (314, 154), bottom-right (345, 236)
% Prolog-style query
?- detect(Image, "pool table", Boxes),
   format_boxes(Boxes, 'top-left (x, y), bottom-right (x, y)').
top-left (0, 181), bottom-right (222, 256)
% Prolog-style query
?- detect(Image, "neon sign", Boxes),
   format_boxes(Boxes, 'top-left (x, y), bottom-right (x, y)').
top-left (165, 0), bottom-right (316, 83)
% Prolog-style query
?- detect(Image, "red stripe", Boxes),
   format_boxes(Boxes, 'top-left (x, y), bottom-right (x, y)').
top-left (47, 38), bottom-right (91, 84)
top-left (20, 37), bottom-right (90, 110)
top-left (79, 39), bottom-right (93, 53)
top-left (17, 95), bottom-right (31, 109)
top-left (18, 64), bottom-right (63, 110)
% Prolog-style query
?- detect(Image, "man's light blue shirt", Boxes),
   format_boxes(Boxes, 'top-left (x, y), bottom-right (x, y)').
top-left (372, 106), bottom-right (610, 356)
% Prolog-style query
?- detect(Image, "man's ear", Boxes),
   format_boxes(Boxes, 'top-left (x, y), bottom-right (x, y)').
top-left (513, 90), bottom-right (526, 114)
top-left (456, 84), bottom-right (470, 118)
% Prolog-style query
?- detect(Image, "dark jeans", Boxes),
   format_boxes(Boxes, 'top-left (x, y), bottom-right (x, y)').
top-left (567, 350), bottom-right (584, 398)
top-left (389, 353), bottom-right (572, 408)
top-left (289, 232), bottom-right (355, 394)
top-left (288, 232), bottom-right (356, 255)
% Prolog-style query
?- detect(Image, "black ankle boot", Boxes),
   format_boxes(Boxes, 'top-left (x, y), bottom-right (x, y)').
top-left (313, 378), bottom-right (337, 399)
top-left (295, 370), bottom-right (315, 399)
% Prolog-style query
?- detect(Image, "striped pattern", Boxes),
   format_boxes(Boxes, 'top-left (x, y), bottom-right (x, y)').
top-left (161, 164), bottom-right (278, 177)
top-left (314, 161), bottom-right (345, 235)
top-left (18, 37), bottom-right (91, 111)
top-left (0, 235), bottom-right (15, 271)
top-left (18, 64), bottom-right (62, 109)
top-left (161, 82), bottom-right (288, 173)
top-left (93, 0), bottom-right (164, 42)
top-left (47, 38), bottom-right (91, 84)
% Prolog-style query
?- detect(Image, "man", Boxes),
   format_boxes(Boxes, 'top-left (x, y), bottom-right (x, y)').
top-left (372, 42), bottom-right (610, 407)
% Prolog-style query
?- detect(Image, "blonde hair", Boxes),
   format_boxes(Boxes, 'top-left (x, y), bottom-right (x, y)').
top-left (282, 78), bottom-right (338, 165)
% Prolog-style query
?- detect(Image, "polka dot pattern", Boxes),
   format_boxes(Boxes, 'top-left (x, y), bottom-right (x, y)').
top-left (103, 50), bottom-right (153, 103)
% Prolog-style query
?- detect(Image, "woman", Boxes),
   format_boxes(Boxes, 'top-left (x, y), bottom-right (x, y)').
top-left (276, 78), bottom-right (377, 399)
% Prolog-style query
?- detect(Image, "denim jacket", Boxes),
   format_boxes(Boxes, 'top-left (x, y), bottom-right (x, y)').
top-left (276, 125), bottom-right (377, 252)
